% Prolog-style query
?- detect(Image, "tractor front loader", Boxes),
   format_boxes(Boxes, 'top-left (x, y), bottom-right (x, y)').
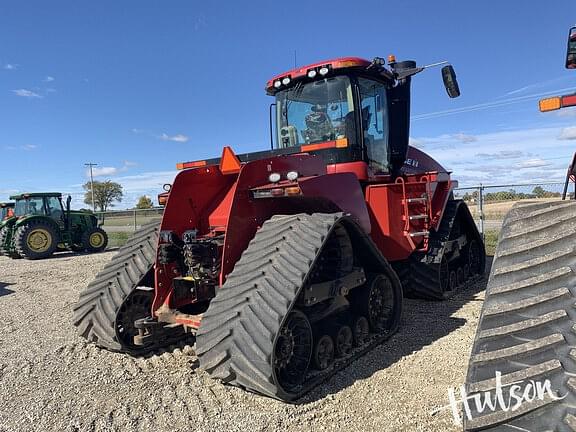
top-left (74, 55), bottom-right (484, 401)
top-left (0, 192), bottom-right (108, 260)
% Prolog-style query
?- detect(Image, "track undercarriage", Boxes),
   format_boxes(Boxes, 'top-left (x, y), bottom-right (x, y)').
top-left (73, 205), bottom-right (481, 400)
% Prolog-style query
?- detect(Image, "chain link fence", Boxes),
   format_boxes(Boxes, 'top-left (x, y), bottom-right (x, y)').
top-left (94, 208), bottom-right (164, 247)
top-left (454, 182), bottom-right (570, 253)
top-left (93, 183), bottom-right (571, 250)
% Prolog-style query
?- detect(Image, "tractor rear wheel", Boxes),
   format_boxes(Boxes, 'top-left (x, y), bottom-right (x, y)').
top-left (73, 222), bottom-right (160, 354)
top-left (14, 220), bottom-right (58, 260)
top-left (82, 227), bottom-right (108, 252)
top-left (0, 225), bottom-right (9, 256)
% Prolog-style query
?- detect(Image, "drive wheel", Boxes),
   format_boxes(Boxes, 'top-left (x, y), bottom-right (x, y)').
top-left (82, 227), bottom-right (108, 252)
top-left (115, 289), bottom-right (153, 351)
top-left (0, 225), bottom-right (9, 256)
top-left (14, 220), bottom-right (58, 260)
top-left (272, 310), bottom-right (313, 392)
top-left (312, 334), bottom-right (334, 370)
top-left (351, 274), bottom-right (397, 333)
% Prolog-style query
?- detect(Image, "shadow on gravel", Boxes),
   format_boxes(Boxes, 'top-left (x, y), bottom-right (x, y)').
top-left (297, 257), bottom-right (493, 404)
top-left (0, 281), bottom-right (15, 297)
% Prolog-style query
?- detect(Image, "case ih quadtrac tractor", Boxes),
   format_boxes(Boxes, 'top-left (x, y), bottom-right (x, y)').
top-left (74, 55), bottom-right (484, 401)
top-left (0, 192), bottom-right (108, 259)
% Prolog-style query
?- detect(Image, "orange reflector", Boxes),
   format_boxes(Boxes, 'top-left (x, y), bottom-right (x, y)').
top-left (539, 97), bottom-right (561, 112)
top-left (176, 160), bottom-right (207, 170)
top-left (335, 138), bottom-right (348, 148)
top-left (285, 186), bottom-right (301, 196)
top-left (219, 146), bottom-right (241, 175)
top-left (562, 94), bottom-right (576, 107)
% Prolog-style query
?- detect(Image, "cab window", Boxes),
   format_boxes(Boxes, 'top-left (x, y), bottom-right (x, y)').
top-left (45, 196), bottom-right (63, 220)
top-left (275, 76), bottom-right (355, 148)
top-left (358, 78), bottom-right (389, 173)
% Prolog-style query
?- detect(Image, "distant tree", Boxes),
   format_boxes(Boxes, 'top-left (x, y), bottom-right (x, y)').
top-left (532, 186), bottom-right (546, 198)
top-left (135, 195), bottom-right (153, 209)
top-left (83, 180), bottom-right (123, 212)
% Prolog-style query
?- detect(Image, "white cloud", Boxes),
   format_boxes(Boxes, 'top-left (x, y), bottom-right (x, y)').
top-left (159, 133), bottom-right (189, 143)
top-left (558, 126), bottom-right (576, 140)
top-left (409, 137), bottom-right (425, 148)
top-left (12, 89), bottom-right (42, 99)
top-left (475, 150), bottom-right (528, 160)
top-left (4, 144), bottom-right (38, 151)
top-left (453, 133), bottom-right (477, 143)
top-left (43, 76), bottom-right (54, 82)
top-left (515, 158), bottom-right (552, 169)
top-left (91, 166), bottom-right (120, 177)
top-left (87, 161), bottom-right (138, 178)
top-left (4, 64), bottom-right (18, 70)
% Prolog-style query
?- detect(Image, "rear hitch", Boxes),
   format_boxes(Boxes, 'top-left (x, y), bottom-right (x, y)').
top-left (133, 317), bottom-right (188, 347)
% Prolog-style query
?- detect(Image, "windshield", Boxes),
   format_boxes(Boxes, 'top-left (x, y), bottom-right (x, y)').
top-left (14, 197), bottom-right (45, 216)
top-left (275, 76), bottom-right (354, 148)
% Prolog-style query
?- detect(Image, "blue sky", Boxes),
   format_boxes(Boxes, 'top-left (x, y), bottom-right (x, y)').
top-left (1, 1), bottom-right (576, 208)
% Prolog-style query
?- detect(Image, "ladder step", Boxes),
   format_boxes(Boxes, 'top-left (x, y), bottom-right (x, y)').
top-left (409, 231), bottom-right (429, 237)
top-left (409, 214), bottom-right (428, 221)
top-left (406, 197), bottom-right (428, 204)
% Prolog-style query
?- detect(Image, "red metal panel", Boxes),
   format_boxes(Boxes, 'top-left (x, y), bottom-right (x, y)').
top-left (153, 166), bottom-right (236, 311)
top-left (220, 154), bottom-right (327, 284)
top-left (298, 173), bottom-right (371, 233)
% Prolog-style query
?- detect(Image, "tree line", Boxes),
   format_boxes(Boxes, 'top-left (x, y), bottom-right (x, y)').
top-left (460, 186), bottom-right (562, 202)
top-left (83, 180), bottom-right (156, 212)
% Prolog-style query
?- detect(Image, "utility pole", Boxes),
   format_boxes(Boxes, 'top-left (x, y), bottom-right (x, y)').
top-left (84, 163), bottom-right (97, 212)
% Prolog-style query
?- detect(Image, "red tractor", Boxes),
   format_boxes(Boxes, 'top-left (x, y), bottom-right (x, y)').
top-left (74, 55), bottom-right (484, 401)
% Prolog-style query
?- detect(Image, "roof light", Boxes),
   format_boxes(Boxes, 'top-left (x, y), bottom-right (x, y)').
top-left (388, 54), bottom-right (396, 63)
top-left (286, 171), bottom-right (298, 181)
top-left (318, 67), bottom-right (329, 76)
top-left (282, 76), bottom-right (291, 85)
top-left (274, 80), bottom-right (282, 88)
top-left (561, 94), bottom-right (576, 107)
top-left (268, 172), bottom-right (281, 183)
top-left (307, 70), bottom-right (317, 78)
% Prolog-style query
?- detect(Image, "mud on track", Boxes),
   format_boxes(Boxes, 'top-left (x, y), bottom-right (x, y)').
top-left (0, 251), bottom-right (489, 432)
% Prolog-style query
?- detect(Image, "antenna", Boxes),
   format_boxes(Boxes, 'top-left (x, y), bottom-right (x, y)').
top-left (294, 50), bottom-right (297, 68)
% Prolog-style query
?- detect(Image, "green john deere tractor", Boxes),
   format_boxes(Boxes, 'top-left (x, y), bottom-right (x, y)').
top-left (0, 192), bottom-right (108, 260)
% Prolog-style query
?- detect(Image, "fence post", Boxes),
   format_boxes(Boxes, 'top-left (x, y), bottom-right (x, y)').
top-left (478, 184), bottom-right (485, 239)
top-left (133, 209), bottom-right (137, 232)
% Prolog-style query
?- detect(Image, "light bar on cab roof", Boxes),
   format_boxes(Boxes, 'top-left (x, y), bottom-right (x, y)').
top-left (176, 160), bottom-right (207, 170)
top-left (266, 57), bottom-right (371, 92)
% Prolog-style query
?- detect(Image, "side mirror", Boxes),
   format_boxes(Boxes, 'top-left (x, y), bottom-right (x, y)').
top-left (442, 65), bottom-right (460, 98)
top-left (566, 27), bottom-right (576, 69)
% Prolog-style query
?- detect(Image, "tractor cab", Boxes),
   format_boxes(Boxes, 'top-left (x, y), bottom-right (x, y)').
top-left (11, 192), bottom-right (68, 224)
top-left (0, 202), bottom-right (14, 221)
top-left (266, 56), bottom-right (460, 177)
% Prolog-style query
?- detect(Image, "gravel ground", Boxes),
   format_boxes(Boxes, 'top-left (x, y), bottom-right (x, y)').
top-left (0, 251), bottom-right (489, 432)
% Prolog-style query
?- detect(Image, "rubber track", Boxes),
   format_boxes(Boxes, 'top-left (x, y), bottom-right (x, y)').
top-left (72, 221), bottom-right (159, 354)
top-left (464, 200), bottom-right (576, 431)
top-left (401, 200), bottom-right (485, 300)
top-left (196, 212), bottom-right (402, 401)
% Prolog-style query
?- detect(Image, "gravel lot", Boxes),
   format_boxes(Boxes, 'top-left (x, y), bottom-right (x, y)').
top-left (0, 251), bottom-right (489, 432)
